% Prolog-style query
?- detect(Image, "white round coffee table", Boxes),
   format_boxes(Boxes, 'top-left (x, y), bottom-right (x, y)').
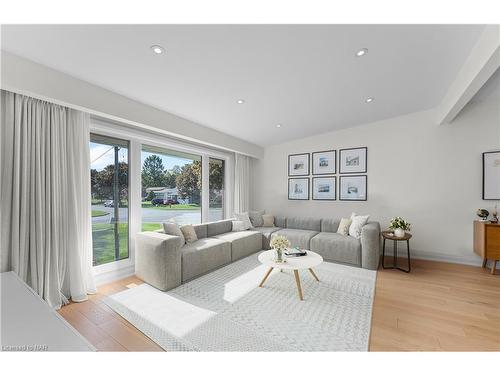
top-left (257, 250), bottom-right (323, 300)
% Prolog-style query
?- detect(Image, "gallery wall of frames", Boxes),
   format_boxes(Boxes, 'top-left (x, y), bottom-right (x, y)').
top-left (288, 147), bottom-right (367, 201)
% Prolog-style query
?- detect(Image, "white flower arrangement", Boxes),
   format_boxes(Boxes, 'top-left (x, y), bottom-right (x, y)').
top-left (270, 235), bottom-right (290, 250)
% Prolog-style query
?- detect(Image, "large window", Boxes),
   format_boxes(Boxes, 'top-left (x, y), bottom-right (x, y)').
top-left (209, 158), bottom-right (225, 221)
top-left (90, 134), bottom-right (129, 266)
top-left (141, 145), bottom-right (202, 229)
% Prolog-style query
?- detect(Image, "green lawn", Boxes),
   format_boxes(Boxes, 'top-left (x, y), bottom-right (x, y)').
top-left (92, 222), bottom-right (164, 266)
top-left (141, 202), bottom-right (200, 210)
top-left (91, 210), bottom-right (109, 217)
top-left (92, 223), bottom-right (129, 266)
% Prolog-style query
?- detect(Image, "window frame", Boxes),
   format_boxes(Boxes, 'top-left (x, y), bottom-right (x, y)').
top-left (89, 133), bottom-right (131, 266)
top-left (90, 118), bottom-right (233, 283)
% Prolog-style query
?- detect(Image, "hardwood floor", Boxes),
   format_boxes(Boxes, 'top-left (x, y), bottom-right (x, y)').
top-left (58, 276), bottom-right (163, 351)
top-left (58, 259), bottom-right (500, 351)
top-left (370, 258), bottom-right (500, 351)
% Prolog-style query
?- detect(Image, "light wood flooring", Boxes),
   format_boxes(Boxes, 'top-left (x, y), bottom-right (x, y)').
top-left (58, 258), bottom-right (500, 351)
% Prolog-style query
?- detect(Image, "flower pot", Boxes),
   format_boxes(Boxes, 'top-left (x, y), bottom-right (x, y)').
top-left (394, 228), bottom-right (405, 237)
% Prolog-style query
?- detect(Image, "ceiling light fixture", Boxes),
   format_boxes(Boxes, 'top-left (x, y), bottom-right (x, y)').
top-left (236, 99), bottom-right (245, 104)
top-left (356, 48), bottom-right (368, 57)
top-left (365, 97), bottom-right (374, 103)
top-left (276, 124), bottom-right (282, 128)
top-left (151, 45), bottom-right (164, 54)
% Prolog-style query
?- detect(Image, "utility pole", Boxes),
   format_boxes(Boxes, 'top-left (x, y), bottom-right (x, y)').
top-left (114, 146), bottom-right (120, 261)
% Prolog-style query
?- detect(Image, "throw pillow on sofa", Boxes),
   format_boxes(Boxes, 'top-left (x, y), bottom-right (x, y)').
top-left (262, 214), bottom-right (275, 227)
top-left (234, 212), bottom-right (253, 230)
top-left (180, 224), bottom-right (198, 243)
top-left (248, 210), bottom-right (265, 227)
top-left (232, 220), bottom-right (248, 232)
top-left (348, 214), bottom-right (370, 239)
top-left (337, 218), bottom-right (352, 235)
top-left (162, 222), bottom-right (186, 244)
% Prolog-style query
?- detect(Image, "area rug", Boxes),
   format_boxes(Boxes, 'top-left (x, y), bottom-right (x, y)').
top-left (104, 252), bottom-right (377, 351)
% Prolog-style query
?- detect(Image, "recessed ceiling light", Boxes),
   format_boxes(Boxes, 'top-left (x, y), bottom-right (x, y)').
top-left (356, 48), bottom-right (368, 57)
top-left (365, 97), bottom-right (374, 103)
top-left (236, 99), bottom-right (245, 104)
top-left (151, 45), bottom-right (164, 54)
top-left (276, 124), bottom-right (282, 128)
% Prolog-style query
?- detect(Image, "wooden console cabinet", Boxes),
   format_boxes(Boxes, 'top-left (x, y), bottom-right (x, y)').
top-left (473, 220), bottom-right (500, 275)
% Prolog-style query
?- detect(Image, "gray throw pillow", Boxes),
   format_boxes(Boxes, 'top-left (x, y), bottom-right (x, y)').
top-left (163, 222), bottom-right (185, 245)
top-left (248, 210), bottom-right (265, 227)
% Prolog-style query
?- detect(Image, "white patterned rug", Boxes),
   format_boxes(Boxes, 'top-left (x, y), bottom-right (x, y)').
top-left (104, 252), bottom-right (377, 351)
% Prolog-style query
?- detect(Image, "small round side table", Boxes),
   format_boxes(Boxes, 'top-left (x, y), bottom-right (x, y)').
top-left (381, 231), bottom-right (412, 273)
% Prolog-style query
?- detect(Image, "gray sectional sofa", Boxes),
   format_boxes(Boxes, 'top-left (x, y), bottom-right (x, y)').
top-left (135, 216), bottom-right (380, 291)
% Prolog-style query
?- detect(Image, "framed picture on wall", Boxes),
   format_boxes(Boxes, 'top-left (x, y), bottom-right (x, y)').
top-left (288, 178), bottom-right (310, 200)
top-left (312, 150), bottom-right (336, 175)
top-left (483, 151), bottom-right (500, 200)
top-left (288, 153), bottom-right (310, 176)
top-left (339, 175), bottom-right (367, 201)
top-left (312, 177), bottom-right (336, 200)
top-left (339, 147), bottom-right (367, 174)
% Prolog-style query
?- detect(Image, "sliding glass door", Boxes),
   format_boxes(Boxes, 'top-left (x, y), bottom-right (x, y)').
top-left (141, 145), bottom-right (202, 229)
top-left (90, 134), bottom-right (129, 266)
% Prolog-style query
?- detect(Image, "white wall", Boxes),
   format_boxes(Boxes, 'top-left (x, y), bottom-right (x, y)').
top-left (250, 79), bottom-right (500, 265)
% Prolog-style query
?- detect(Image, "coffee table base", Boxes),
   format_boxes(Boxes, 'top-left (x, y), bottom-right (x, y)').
top-left (259, 267), bottom-right (320, 300)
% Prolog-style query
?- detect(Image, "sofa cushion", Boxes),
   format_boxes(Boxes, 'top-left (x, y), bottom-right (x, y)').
top-left (310, 232), bottom-right (361, 266)
top-left (271, 228), bottom-right (319, 249)
top-left (320, 218), bottom-right (341, 233)
top-left (213, 231), bottom-right (262, 261)
top-left (207, 219), bottom-right (233, 237)
top-left (251, 226), bottom-right (282, 249)
top-left (181, 238), bottom-right (231, 281)
top-left (286, 217), bottom-right (321, 232)
top-left (192, 223), bottom-right (208, 239)
top-left (275, 216), bottom-right (286, 228)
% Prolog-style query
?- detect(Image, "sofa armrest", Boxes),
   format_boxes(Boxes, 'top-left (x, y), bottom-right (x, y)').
top-left (135, 231), bottom-right (183, 291)
top-left (361, 222), bottom-right (381, 270)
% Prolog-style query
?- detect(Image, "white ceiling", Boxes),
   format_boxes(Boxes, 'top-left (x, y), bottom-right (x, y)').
top-left (1, 25), bottom-right (485, 146)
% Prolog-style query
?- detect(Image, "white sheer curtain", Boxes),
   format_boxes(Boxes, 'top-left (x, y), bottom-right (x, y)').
top-left (0, 90), bottom-right (96, 309)
top-left (234, 153), bottom-right (250, 213)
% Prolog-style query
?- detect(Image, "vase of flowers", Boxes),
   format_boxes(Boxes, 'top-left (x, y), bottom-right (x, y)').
top-left (389, 217), bottom-right (411, 238)
top-left (270, 235), bottom-right (290, 263)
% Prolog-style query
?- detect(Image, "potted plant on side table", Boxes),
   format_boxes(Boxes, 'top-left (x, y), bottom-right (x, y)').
top-left (389, 217), bottom-right (411, 238)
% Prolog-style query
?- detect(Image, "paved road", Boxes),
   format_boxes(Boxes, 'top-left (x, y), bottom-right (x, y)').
top-left (92, 205), bottom-right (223, 226)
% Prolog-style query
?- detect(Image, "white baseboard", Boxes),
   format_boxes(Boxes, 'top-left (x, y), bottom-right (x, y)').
top-left (409, 249), bottom-right (483, 267)
top-left (94, 264), bottom-right (135, 287)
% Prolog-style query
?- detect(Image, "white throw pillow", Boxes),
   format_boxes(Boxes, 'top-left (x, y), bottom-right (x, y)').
top-left (348, 214), bottom-right (370, 239)
top-left (234, 212), bottom-right (253, 230)
top-left (262, 214), bottom-right (275, 227)
top-left (232, 220), bottom-right (247, 232)
top-left (336, 218), bottom-right (352, 236)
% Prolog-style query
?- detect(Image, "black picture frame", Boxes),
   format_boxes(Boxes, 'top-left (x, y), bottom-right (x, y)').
top-left (483, 151), bottom-right (500, 200)
top-left (339, 175), bottom-right (367, 201)
top-left (288, 153), bottom-right (310, 176)
top-left (312, 150), bottom-right (336, 175)
top-left (312, 177), bottom-right (336, 201)
top-left (339, 147), bottom-right (368, 174)
top-left (288, 178), bottom-right (310, 200)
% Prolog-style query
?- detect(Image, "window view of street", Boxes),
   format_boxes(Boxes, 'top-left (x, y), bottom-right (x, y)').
top-left (141, 146), bottom-right (203, 228)
top-left (209, 157), bottom-right (225, 221)
top-left (90, 135), bottom-right (129, 266)
top-left (90, 139), bottom-right (226, 267)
